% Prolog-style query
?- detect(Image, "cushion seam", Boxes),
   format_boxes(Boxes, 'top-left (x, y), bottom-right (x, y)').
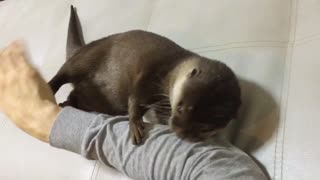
top-left (274, 0), bottom-right (299, 180)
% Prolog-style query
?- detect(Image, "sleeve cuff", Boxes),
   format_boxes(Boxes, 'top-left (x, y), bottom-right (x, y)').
top-left (49, 107), bottom-right (98, 154)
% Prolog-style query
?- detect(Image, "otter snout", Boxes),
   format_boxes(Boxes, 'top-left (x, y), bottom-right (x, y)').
top-left (169, 116), bottom-right (221, 142)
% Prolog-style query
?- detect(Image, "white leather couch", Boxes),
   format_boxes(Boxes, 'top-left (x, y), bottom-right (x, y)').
top-left (0, 0), bottom-right (319, 179)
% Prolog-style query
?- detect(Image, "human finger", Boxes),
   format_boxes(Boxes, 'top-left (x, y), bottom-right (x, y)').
top-left (5, 40), bottom-right (33, 74)
top-left (0, 41), bottom-right (22, 70)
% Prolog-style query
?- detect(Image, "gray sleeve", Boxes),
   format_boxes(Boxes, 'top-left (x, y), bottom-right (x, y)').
top-left (49, 107), bottom-right (267, 180)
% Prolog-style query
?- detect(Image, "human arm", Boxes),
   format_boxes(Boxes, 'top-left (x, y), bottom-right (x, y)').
top-left (50, 106), bottom-right (267, 180)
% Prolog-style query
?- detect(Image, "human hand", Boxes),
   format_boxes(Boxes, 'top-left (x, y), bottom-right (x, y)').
top-left (0, 40), bottom-right (61, 142)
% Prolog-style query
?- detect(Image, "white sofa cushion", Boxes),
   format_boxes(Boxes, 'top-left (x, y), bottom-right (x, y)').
top-left (0, 0), bottom-right (319, 179)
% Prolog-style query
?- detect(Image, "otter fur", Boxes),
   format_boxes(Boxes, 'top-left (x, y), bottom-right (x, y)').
top-left (49, 6), bottom-right (241, 144)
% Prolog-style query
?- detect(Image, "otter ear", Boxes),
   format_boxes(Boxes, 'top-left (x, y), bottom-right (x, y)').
top-left (189, 68), bottom-right (198, 78)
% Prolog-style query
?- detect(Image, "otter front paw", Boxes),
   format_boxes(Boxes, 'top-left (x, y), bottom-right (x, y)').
top-left (129, 120), bottom-right (145, 145)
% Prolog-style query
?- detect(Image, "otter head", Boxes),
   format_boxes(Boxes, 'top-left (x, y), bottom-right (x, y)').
top-left (169, 58), bottom-right (241, 142)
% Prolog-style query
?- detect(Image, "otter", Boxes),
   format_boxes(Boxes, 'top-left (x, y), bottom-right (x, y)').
top-left (49, 6), bottom-right (241, 145)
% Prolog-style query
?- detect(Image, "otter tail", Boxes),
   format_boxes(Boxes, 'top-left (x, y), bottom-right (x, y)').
top-left (49, 5), bottom-right (85, 94)
top-left (66, 5), bottom-right (85, 60)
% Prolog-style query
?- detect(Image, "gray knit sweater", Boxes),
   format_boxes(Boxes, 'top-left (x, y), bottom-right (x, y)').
top-left (49, 107), bottom-right (267, 180)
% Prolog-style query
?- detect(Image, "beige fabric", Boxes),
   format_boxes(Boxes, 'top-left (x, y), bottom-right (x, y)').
top-left (0, 0), bottom-right (318, 179)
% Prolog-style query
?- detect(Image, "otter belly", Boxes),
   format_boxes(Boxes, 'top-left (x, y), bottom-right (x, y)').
top-left (69, 79), bottom-right (129, 115)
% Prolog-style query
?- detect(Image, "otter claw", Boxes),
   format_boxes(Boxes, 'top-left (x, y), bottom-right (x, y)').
top-left (130, 120), bottom-right (145, 145)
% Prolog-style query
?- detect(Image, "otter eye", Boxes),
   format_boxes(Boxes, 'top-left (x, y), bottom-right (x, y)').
top-left (189, 68), bottom-right (197, 77)
top-left (177, 101), bottom-right (183, 113)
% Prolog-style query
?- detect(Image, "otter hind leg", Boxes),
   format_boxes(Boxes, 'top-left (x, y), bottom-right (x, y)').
top-left (58, 89), bottom-right (79, 108)
top-left (48, 73), bottom-right (70, 94)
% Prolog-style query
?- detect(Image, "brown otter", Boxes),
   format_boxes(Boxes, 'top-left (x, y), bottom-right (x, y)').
top-left (49, 6), bottom-right (241, 145)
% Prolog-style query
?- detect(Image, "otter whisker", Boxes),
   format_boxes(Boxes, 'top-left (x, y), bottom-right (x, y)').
top-left (159, 94), bottom-right (169, 97)
top-left (155, 100), bottom-right (170, 104)
top-left (154, 103), bottom-right (171, 107)
top-left (156, 112), bottom-right (171, 116)
top-left (155, 101), bottom-right (170, 105)
top-left (150, 104), bottom-right (171, 109)
top-left (154, 110), bottom-right (171, 114)
top-left (151, 108), bottom-right (171, 115)
top-left (153, 94), bottom-right (169, 98)
top-left (152, 81), bottom-right (163, 88)
top-left (156, 114), bottom-right (171, 120)
top-left (143, 103), bottom-right (170, 108)
top-left (157, 98), bottom-right (170, 103)
top-left (153, 109), bottom-right (171, 115)
top-left (154, 99), bottom-right (170, 102)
